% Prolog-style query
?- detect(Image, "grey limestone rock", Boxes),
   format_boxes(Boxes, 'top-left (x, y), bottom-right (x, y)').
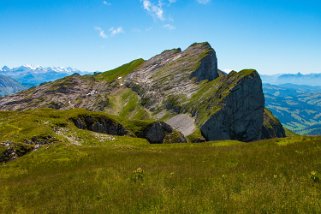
top-left (201, 70), bottom-right (265, 142)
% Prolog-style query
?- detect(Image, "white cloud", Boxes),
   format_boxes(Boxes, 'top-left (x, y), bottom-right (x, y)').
top-left (109, 27), bottom-right (124, 36)
top-left (141, 0), bottom-right (164, 21)
top-left (94, 27), bottom-right (107, 39)
top-left (163, 23), bottom-right (176, 30)
top-left (141, 0), bottom-right (178, 32)
top-left (197, 0), bottom-right (210, 4)
top-left (102, 0), bottom-right (111, 5)
top-left (94, 26), bottom-right (124, 39)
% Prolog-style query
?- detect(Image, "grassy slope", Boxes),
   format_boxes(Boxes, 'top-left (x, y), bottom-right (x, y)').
top-left (0, 108), bottom-right (153, 146)
top-left (1, 136), bottom-right (321, 213)
top-left (95, 59), bottom-right (145, 82)
top-left (92, 58), bottom-right (152, 120)
top-left (105, 88), bottom-right (152, 121)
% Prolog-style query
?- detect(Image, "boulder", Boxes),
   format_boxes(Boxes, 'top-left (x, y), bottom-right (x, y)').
top-left (140, 122), bottom-right (187, 144)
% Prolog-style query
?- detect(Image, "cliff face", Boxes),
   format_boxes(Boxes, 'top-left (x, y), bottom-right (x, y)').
top-left (0, 42), bottom-right (285, 142)
top-left (190, 43), bottom-right (218, 81)
top-left (200, 70), bottom-right (264, 142)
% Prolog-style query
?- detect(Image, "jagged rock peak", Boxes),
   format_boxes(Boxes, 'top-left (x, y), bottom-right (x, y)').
top-left (186, 42), bottom-right (213, 50)
top-left (123, 42), bottom-right (219, 110)
top-left (186, 42), bottom-right (218, 81)
top-left (159, 48), bottom-right (182, 55)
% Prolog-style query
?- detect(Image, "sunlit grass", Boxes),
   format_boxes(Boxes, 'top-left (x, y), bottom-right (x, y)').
top-left (1, 136), bottom-right (321, 213)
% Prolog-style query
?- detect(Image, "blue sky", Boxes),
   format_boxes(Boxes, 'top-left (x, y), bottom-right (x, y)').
top-left (0, 0), bottom-right (320, 74)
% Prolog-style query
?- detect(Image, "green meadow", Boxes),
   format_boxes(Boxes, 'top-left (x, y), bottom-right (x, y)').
top-left (1, 134), bottom-right (321, 213)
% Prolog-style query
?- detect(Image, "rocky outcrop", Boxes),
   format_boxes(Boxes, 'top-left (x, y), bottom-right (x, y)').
top-left (139, 122), bottom-right (187, 144)
top-left (71, 115), bottom-right (186, 144)
top-left (189, 43), bottom-right (218, 81)
top-left (24, 135), bottom-right (59, 145)
top-left (200, 70), bottom-right (265, 142)
top-left (0, 137), bottom-right (58, 163)
top-left (0, 142), bottom-right (19, 162)
top-left (125, 42), bottom-right (218, 110)
top-left (71, 114), bottom-right (128, 136)
top-left (261, 109), bottom-right (286, 139)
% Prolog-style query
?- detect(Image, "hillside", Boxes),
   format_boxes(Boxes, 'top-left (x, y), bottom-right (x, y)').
top-left (0, 75), bottom-right (26, 97)
top-left (264, 83), bottom-right (321, 135)
top-left (0, 42), bottom-right (285, 142)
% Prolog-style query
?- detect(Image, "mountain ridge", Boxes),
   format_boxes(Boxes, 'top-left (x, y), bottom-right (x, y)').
top-left (0, 42), bottom-right (286, 143)
top-left (262, 73), bottom-right (321, 86)
top-left (0, 75), bottom-right (26, 97)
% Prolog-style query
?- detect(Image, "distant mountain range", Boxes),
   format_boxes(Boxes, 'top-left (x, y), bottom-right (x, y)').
top-left (0, 75), bottom-right (26, 97)
top-left (264, 83), bottom-right (321, 135)
top-left (0, 65), bottom-right (91, 88)
top-left (261, 73), bottom-right (321, 86)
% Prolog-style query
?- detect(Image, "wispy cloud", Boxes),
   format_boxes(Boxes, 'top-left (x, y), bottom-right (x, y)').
top-left (109, 27), bottom-right (124, 36)
top-left (163, 23), bottom-right (176, 30)
top-left (102, 0), bottom-right (111, 6)
top-left (141, 0), bottom-right (164, 21)
top-left (196, 0), bottom-right (210, 4)
top-left (94, 27), bottom-right (107, 39)
top-left (141, 0), bottom-right (177, 31)
top-left (95, 26), bottom-right (124, 39)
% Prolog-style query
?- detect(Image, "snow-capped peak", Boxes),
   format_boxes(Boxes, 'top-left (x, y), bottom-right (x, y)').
top-left (0, 65), bottom-right (92, 87)
top-left (23, 64), bottom-right (41, 70)
top-left (1, 65), bottom-right (88, 74)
